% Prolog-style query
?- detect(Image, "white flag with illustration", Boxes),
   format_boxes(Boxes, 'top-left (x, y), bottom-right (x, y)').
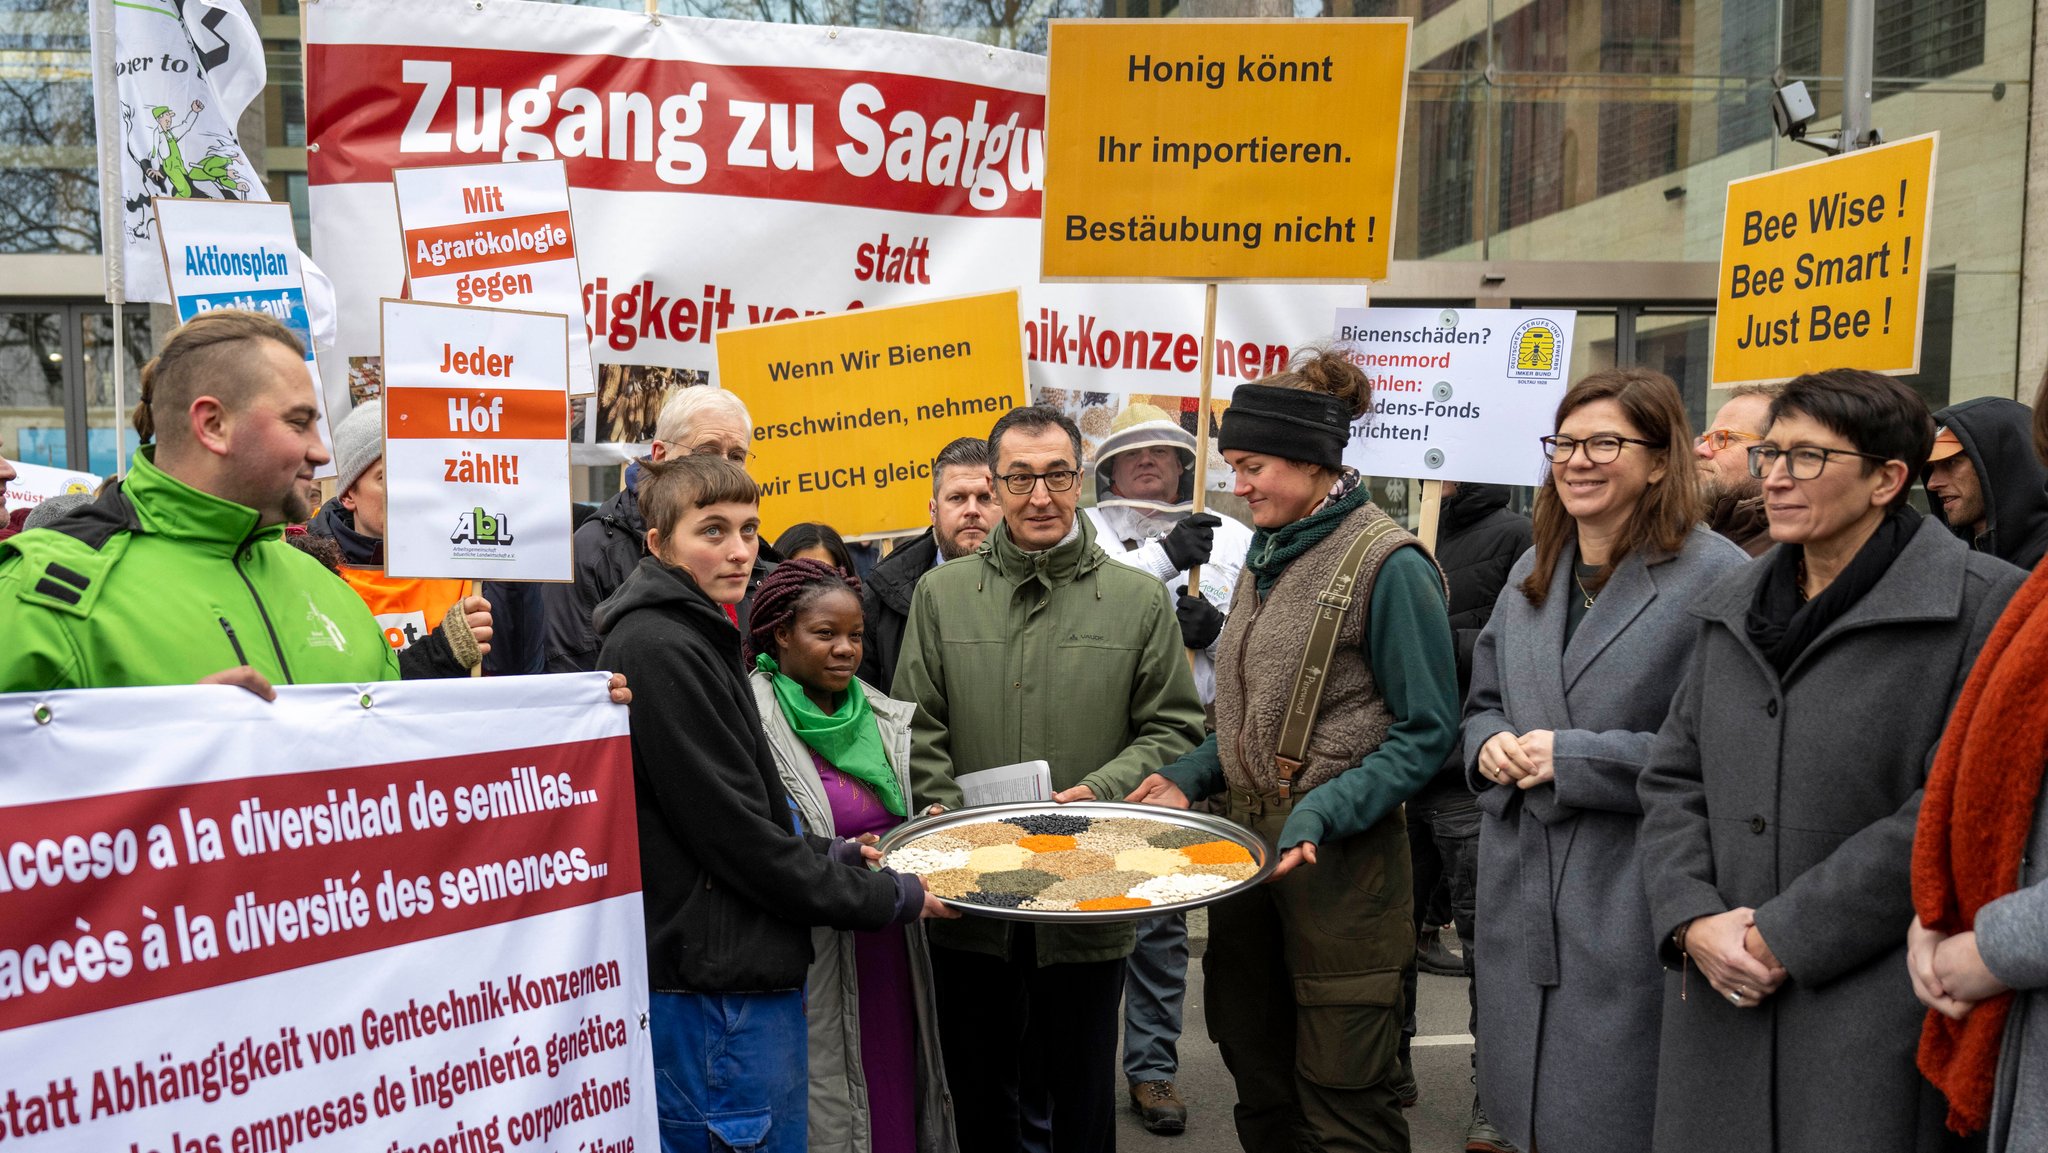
top-left (88, 0), bottom-right (266, 305)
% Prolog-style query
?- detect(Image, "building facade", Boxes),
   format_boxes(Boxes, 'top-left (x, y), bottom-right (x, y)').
top-left (0, 0), bottom-right (2034, 475)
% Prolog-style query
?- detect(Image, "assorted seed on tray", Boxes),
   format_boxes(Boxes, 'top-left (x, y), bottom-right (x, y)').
top-left (883, 812), bottom-right (1259, 913)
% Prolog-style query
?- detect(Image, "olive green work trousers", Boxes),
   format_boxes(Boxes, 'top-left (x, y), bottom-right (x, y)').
top-left (1203, 797), bottom-right (1414, 1153)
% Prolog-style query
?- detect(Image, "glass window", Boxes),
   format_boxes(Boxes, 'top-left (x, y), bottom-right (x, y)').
top-left (0, 310), bottom-right (68, 467)
top-left (80, 307), bottom-right (149, 476)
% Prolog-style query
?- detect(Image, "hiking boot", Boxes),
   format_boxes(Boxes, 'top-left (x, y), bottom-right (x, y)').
top-left (1464, 1098), bottom-right (1517, 1153)
top-left (1391, 1057), bottom-right (1419, 1108)
top-left (1128, 1080), bottom-right (1187, 1134)
top-left (1418, 929), bottom-right (1465, 977)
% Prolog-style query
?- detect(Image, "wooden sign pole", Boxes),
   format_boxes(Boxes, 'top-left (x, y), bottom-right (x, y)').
top-left (1184, 282), bottom-right (1219, 667)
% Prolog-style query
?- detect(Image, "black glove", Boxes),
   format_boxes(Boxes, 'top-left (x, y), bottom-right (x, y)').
top-left (1176, 586), bottom-right (1225, 650)
top-left (1161, 513), bottom-right (1222, 571)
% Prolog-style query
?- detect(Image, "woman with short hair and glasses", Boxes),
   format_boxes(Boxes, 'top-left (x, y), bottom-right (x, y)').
top-left (1464, 367), bottom-right (1745, 1153)
top-left (1636, 369), bottom-right (2025, 1153)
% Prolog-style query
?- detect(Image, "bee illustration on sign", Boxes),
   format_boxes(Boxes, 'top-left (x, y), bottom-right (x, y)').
top-left (1507, 318), bottom-right (1566, 381)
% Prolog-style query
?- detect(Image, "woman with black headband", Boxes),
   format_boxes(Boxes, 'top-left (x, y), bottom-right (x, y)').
top-left (1129, 348), bottom-right (1459, 1152)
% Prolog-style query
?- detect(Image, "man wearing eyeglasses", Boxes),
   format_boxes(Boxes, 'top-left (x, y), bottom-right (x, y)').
top-left (544, 385), bottom-right (773, 671)
top-left (894, 404), bottom-right (1205, 1153)
top-left (1694, 384), bottom-right (1780, 557)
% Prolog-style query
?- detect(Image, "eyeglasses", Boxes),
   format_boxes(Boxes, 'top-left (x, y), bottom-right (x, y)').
top-left (997, 469), bottom-right (1082, 495)
top-left (1746, 444), bottom-right (1892, 480)
top-left (1696, 428), bottom-right (1764, 452)
top-left (674, 440), bottom-right (753, 465)
top-left (1539, 434), bottom-right (1660, 464)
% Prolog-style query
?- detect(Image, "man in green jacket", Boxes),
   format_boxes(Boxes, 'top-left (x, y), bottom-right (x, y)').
top-left (893, 404), bottom-right (1205, 1153)
top-left (0, 310), bottom-right (397, 692)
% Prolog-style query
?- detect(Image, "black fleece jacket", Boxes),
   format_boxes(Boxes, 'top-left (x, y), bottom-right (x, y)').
top-left (1926, 398), bottom-right (2048, 571)
top-left (1430, 484), bottom-right (1531, 784)
top-left (594, 555), bottom-right (919, 993)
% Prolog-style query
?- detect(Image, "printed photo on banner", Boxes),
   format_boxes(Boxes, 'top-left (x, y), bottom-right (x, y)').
top-left (1040, 18), bottom-right (1411, 282)
top-left (1712, 132), bottom-right (1937, 385)
top-left (1334, 306), bottom-right (1578, 488)
top-left (379, 298), bottom-right (573, 581)
top-left (394, 159), bottom-right (597, 397)
top-left (154, 197), bottom-right (338, 476)
top-left (716, 290), bottom-right (1026, 537)
top-left (305, 0), bottom-right (1372, 449)
top-left (0, 676), bottom-right (656, 1153)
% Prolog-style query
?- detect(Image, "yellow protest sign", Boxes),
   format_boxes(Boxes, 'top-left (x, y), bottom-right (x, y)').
top-left (1040, 19), bottom-right (1410, 282)
top-left (1712, 133), bottom-right (1937, 385)
top-left (717, 291), bottom-right (1026, 537)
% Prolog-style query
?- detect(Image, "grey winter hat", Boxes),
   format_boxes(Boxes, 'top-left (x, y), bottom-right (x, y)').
top-left (22, 492), bottom-right (91, 531)
top-left (332, 399), bottom-right (384, 496)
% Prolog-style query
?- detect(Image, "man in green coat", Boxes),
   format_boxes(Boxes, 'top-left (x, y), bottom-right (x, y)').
top-left (893, 404), bottom-right (1205, 1153)
top-left (0, 309), bottom-right (395, 692)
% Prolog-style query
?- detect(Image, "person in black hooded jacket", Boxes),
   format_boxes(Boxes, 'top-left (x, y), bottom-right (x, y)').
top-left (594, 453), bottom-right (944, 1153)
top-left (1924, 396), bottom-right (2048, 570)
top-left (545, 387), bottom-right (779, 673)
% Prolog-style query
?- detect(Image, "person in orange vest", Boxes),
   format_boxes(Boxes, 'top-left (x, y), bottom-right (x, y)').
top-left (308, 400), bottom-right (546, 677)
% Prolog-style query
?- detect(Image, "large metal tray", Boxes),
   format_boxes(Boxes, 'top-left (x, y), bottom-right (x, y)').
top-left (873, 800), bottom-right (1275, 923)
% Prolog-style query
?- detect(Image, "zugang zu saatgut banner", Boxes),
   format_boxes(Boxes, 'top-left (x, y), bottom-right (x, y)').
top-left (305, 0), bottom-right (1369, 454)
top-left (0, 675), bottom-right (654, 1152)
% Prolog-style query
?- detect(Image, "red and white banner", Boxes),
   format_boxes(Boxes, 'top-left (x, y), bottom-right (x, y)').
top-left (396, 160), bottom-right (597, 396)
top-left (381, 298), bottom-right (573, 581)
top-left (0, 675), bottom-right (654, 1152)
top-left (305, 0), bottom-right (1365, 447)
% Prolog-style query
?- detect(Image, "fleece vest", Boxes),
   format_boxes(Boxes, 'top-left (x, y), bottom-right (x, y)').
top-left (1214, 501), bottom-right (1425, 796)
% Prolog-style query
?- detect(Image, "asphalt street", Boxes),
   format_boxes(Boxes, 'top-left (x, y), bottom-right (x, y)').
top-left (1114, 918), bottom-right (1480, 1153)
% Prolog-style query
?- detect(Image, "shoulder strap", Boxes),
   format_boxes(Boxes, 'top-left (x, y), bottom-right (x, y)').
top-left (1273, 516), bottom-right (1405, 790)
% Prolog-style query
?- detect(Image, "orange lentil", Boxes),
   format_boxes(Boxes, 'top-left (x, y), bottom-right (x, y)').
top-left (1076, 896), bottom-right (1153, 911)
top-left (1017, 834), bottom-right (1078, 853)
top-left (1181, 841), bottom-right (1255, 866)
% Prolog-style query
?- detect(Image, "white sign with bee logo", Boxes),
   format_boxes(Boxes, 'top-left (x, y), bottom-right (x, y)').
top-left (380, 298), bottom-right (573, 581)
top-left (1333, 306), bottom-right (1577, 488)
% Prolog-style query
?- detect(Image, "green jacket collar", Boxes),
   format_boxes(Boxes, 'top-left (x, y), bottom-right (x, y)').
top-left (126, 448), bottom-right (278, 557)
top-left (983, 514), bottom-right (1104, 588)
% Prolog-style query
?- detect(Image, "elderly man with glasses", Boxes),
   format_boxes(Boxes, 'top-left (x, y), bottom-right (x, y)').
top-left (1693, 384), bottom-right (1780, 557)
top-left (894, 404), bottom-right (1205, 1153)
top-left (544, 385), bottom-right (772, 671)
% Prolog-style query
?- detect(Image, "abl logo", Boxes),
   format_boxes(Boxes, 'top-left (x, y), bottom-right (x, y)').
top-left (451, 507), bottom-right (515, 546)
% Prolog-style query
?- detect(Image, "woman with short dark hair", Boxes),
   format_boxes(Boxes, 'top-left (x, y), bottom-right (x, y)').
top-left (1465, 367), bottom-right (1744, 1153)
top-left (595, 456), bottom-right (946, 1153)
top-left (1637, 369), bottom-right (2026, 1153)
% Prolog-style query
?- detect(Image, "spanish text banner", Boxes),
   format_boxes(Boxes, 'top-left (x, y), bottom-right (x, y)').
top-left (0, 674), bottom-right (655, 1153)
top-left (1040, 19), bottom-right (1410, 282)
top-left (717, 290), bottom-right (1027, 537)
top-left (1712, 133), bottom-right (1937, 386)
top-left (380, 298), bottom-right (573, 581)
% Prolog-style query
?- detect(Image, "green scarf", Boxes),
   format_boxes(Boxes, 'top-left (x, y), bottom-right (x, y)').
top-left (1246, 470), bottom-right (1370, 595)
top-left (756, 655), bottom-right (905, 816)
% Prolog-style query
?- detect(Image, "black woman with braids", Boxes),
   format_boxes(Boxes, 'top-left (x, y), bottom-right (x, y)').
top-left (746, 556), bottom-right (960, 1153)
